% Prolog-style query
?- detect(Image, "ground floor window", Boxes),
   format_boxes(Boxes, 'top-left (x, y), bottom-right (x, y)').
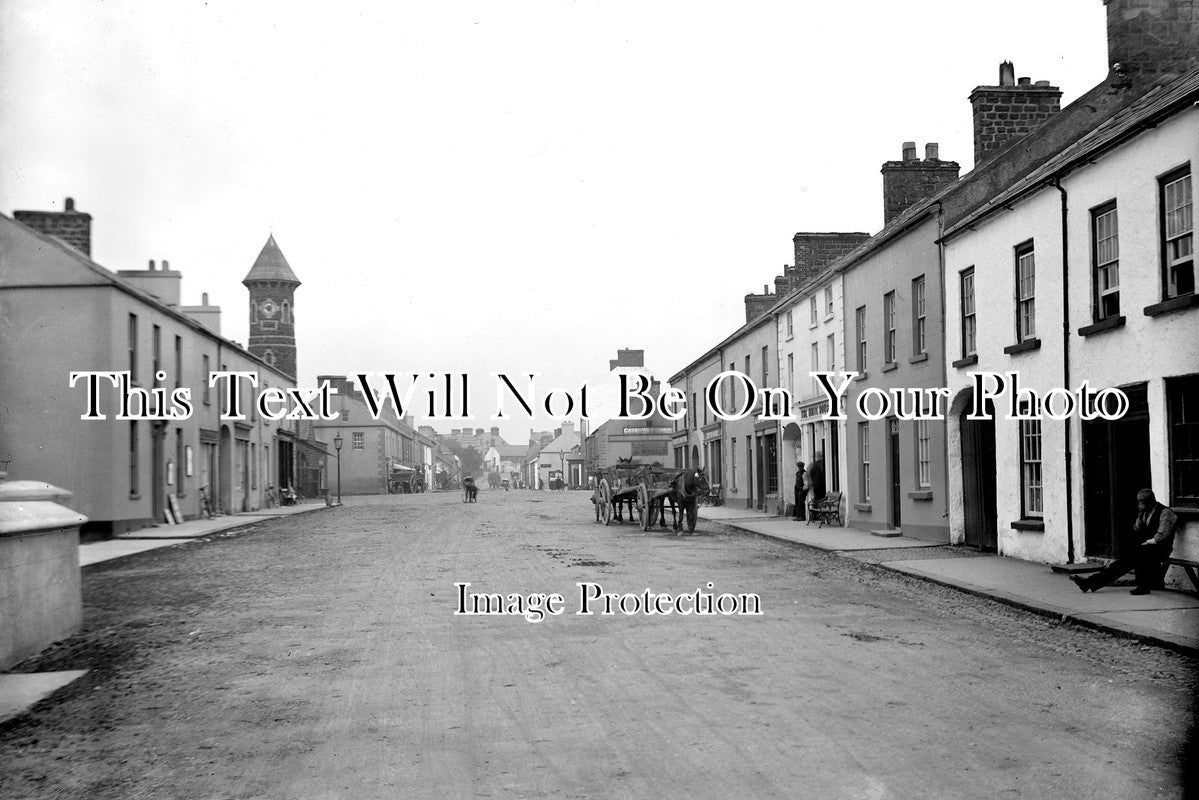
top-left (1167, 374), bottom-right (1199, 509)
top-left (916, 420), bottom-right (931, 488)
top-left (859, 421), bottom-right (870, 502)
top-left (1020, 415), bottom-right (1043, 518)
top-left (730, 438), bottom-right (737, 491)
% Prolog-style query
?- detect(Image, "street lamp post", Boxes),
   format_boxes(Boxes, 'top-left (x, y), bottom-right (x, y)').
top-left (333, 434), bottom-right (343, 505)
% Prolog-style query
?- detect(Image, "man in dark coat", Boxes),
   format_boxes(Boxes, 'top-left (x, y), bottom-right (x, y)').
top-left (1071, 489), bottom-right (1177, 595)
top-left (805, 456), bottom-right (826, 505)
top-left (793, 461), bottom-right (807, 520)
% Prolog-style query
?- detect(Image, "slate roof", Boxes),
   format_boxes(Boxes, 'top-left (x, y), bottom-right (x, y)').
top-left (243, 234), bottom-right (300, 285)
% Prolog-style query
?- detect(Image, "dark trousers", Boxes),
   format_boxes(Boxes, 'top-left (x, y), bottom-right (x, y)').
top-left (1082, 542), bottom-right (1171, 591)
top-left (793, 488), bottom-right (806, 520)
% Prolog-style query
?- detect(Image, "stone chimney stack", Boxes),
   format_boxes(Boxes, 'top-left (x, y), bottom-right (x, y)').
top-left (180, 292), bottom-right (222, 335)
top-left (880, 141), bottom-right (961, 223)
top-left (970, 61), bottom-right (1062, 166)
top-left (13, 197), bottom-right (93, 256)
top-left (1105, 0), bottom-right (1199, 78)
top-left (790, 232), bottom-right (871, 288)
top-left (744, 284), bottom-right (775, 323)
top-left (117, 258), bottom-right (182, 306)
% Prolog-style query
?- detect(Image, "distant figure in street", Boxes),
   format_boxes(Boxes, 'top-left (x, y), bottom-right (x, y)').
top-left (462, 477), bottom-right (478, 503)
top-left (793, 461), bottom-right (807, 521)
top-left (805, 456), bottom-right (826, 505)
top-left (1071, 489), bottom-right (1177, 595)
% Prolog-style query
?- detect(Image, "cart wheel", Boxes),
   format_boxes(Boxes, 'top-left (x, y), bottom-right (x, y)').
top-left (593, 485), bottom-right (602, 522)
top-left (637, 484), bottom-right (651, 532)
top-left (599, 479), bottom-right (612, 526)
top-left (685, 502), bottom-right (698, 533)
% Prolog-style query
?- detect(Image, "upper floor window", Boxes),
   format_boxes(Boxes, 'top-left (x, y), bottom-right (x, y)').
top-left (809, 296), bottom-right (817, 325)
top-left (809, 343), bottom-right (819, 396)
top-left (912, 276), bottom-right (926, 355)
top-left (1015, 242), bottom-right (1036, 342)
top-left (961, 268), bottom-right (976, 357)
top-left (883, 291), bottom-right (896, 365)
top-left (760, 346), bottom-right (768, 388)
top-left (1092, 202), bottom-right (1120, 319)
top-left (855, 306), bottom-right (866, 371)
top-left (202, 354), bottom-right (211, 404)
top-left (152, 324), bottom-right (161, 384)
top-left (128, 314), bottom-right (138, 382)
top-left (786, 353), bottom-right (794, 395)
top-left (824, 286), bottom-right (834, 318)
top-left (352, 431), bottom-right (365, 451)
top-left (1162, 167), bottom-right (1193, 298)
top-left (826, 333), bottom-right (835, 372)
top-left (786, 309), bottom-right (794, 337)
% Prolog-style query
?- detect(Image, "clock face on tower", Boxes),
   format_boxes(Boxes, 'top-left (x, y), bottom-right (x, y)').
top-left (260, 299), bottom-right (279, 318)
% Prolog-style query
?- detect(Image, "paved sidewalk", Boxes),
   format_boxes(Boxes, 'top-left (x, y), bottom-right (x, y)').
top-left (700, 506), bottom-right (1199, 653)
top-left (82, 501), bottom-right (330, 566)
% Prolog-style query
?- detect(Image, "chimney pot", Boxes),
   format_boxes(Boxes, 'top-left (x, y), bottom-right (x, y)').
top-left (148, 259), bottom-right (156, 270)
top-left (924, 143), bottom-right (939, 160)
top-left (64, 197), bottom-right (75, 212)
top-left (902, 141), bottom-right (917, 161)
top-left (763, 284), bottom-right (769, 294)
top-left (202, 292), bottom-right (209, 305)
top-left (1017, 76), bottom-right (1031, 86)
top-left (999, 61), bottom-right (1016, 86)
top-left (162, 259), bottom-right (169, 270)
top-left (1034, 80), bottom-right (1050, 87)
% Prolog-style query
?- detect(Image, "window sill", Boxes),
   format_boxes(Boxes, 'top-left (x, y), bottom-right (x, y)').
top-left (1144, 293), bottom-right (1199, 318)
top-left (1078, 315), bottom-right (1125, 337)
top-left (881, 362), bottom-right (898, 373)
top-left (1010, 519), bottom-right (1045, 532)
top-left (785, 335), bottom-right (794, 342)
top-left (854, 502), bottom-right (872, 513)
top-left (907, 490), bottom-right (933, 501)
top-left (129, 492), bottom-right (141, 500)
top-left (909, 353), bottom-right (928, 364)
top-left (824, 315), bottom-right (835, 323)
top-left (854, 371), bottom-right (869, 382)
top-left (1003, 338), bottom-right (1041, 356)
top-left (952, 354), bottom-right (978, 369)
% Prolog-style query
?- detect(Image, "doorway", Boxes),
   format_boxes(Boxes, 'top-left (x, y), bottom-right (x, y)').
top-left (961, 401), bottom-right (998, 550)
top-left (1082, 383), bottom-right (1151, 558)
top-left (889, 418), bottom-right (901, 528)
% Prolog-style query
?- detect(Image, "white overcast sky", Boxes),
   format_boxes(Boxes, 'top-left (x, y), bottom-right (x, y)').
top-left (1, 0), bottom-right (1108, 444)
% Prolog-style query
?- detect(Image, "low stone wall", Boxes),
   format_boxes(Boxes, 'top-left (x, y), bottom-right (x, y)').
top-left (0, 479), bottom-right (86, 670)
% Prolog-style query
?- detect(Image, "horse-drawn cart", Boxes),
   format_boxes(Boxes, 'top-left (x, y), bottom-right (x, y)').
top-left (591, 461), bottom-right (708, 534)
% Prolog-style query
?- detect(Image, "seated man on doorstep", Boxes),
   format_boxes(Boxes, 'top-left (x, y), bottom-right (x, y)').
top-left (1072, 489), bottom-right (1178, 595)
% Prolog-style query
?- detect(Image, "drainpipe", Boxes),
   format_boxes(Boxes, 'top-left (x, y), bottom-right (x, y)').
top-left (934, 203), bottom-right (952, 533)
top-left (1053, 178), bottom-right (1076, 565)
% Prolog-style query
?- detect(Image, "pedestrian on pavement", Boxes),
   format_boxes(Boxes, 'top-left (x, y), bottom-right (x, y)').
top-left (1071, 488), bottom-right (1178, 595)
top-left (793, 461), bottom-right (807, 521)
top-left (805, 456), bottom-right (826, 505)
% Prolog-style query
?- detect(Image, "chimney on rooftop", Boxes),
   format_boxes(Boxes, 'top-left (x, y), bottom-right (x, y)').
top-left (13, 197), bottom-right (92, 256)
top-left (790, 232), bottom-right (871, 288)
top-left (118, 256), bottom-right (182, 305)
top-left (181, 292), bottom-right (221, 334)
top-left (881, 141), bottom-right (961, 223)
top-left (969, 61), bottom-right (1062, 166)
top-left (744, 286), bottom-right (775, 323)
top-left (1105, 0), bottom-right (1199, 78)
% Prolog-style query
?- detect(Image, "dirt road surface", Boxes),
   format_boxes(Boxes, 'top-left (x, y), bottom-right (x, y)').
top-left (1, 490), bottom-right (1196, 799)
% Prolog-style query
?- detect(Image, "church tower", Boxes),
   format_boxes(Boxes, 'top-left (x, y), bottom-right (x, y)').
top-left (243, 234), bottom-right (301, 379)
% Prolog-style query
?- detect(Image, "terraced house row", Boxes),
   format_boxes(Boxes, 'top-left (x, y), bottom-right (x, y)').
top-left (669, 0), bottom-right (1199, 582)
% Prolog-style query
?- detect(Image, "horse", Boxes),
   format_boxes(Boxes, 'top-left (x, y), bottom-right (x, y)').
top-left (462, 477), bottom-right (478, 503)
top-left (656, 468), bottom-right (709, 534)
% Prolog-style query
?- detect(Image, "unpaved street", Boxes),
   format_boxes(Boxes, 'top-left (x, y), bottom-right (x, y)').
top-left (1, 491), bottom-right (1196, 799)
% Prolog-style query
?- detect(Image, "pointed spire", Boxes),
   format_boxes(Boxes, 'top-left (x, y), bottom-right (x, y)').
top-left (242, 234), bottom-right (300, 285)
